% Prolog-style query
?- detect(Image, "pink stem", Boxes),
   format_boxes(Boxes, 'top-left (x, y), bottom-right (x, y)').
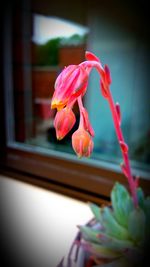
top-left (107, 88), bottom-right (138, 207)
top-left (78, 96), bottom-right (84, 128)
top-left (81, 61), bottom-right (138, 206)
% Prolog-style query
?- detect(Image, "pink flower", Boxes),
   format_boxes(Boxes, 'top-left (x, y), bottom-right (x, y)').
top-left (72, 128), bottom-right (94, 158)
top-left (50, 50), bottom-right (138, 206)
top-left (54, 107), bottom-right (76, 140)
top-left (51, 65), bottom-right (88, 111)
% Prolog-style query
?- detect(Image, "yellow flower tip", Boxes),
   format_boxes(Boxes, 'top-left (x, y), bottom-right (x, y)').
top-left (51, 99), bottom-right (65, 111)
top-left (56, 135), bottom-right (63, 141)
top-left (51, 100), bottom-right (57, 110)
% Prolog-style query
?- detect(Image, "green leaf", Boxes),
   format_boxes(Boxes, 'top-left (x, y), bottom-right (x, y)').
top-left (93, 230), bottom-right (134, 251)
top-left (128, 207), bottom-right (146, 243)
top-left (137, 187), bottom-right (145, 209)
top-left (111, 183), bottom-right (134, 227)
top-left (93, 257), bottom-right (131, 267)
top-left (89, 242), bottom-right (121, 259)
top-left (89, 203), bottom-right (102, 223)
top-left (144, 197), bottom-right (150, 220)
top-left (79, 225), bottom-right (134, 251)
top-left (143, 197), bottom-right (150, 238)
top-left (79, 225), bottom-right (101, 244)
top-left (100, 207), bottom-right (130, 240)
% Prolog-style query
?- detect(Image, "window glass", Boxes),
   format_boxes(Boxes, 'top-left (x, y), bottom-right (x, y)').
top-left (30, 14), bottom-right (88, 153)
top-left (85, 8), bottom-right (150, 172)
top-left (9, 0), bottom-right (150, 176)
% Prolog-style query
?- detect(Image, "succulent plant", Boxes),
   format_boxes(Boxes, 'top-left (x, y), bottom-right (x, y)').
top-left (78, 182), bottom-right (150, 266)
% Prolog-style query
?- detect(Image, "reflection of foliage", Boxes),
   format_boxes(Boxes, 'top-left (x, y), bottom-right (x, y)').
top-left (60, 34), bottom-right (87, 46)
top-left (33, 34), bottom-right (87, 66)
top-left (33, 37), bottom-right (61, 66)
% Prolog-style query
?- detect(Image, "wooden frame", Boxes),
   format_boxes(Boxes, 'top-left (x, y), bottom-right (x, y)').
top-left (1, 144), bottom-right (150, 203)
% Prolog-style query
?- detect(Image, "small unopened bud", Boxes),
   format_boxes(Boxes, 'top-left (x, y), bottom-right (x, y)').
top-left (100, 80), bottom-right (109, 99)
top-left (104, 65), bottom-right (112, 85)
top-left (54, 107), bottom-right (75, 140)
top-left (72, 128), bottom-right (94, 158)
top-left (119, 141), bottom-right (128, 154)
top-left (115, 102), bottom-right (121, 125)
top-left (85, 51), bottom-right (100, 63)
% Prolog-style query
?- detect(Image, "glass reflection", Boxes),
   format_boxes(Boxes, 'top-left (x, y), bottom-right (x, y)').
top-left (12, 0), bottom-right (150, 173)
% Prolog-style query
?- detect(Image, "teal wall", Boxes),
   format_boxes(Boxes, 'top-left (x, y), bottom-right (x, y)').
top-left (85, 13), bottom-right (150, 164)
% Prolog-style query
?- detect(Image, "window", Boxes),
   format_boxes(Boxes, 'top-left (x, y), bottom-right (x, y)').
top-left (1, 0), bottom-right (150, 203)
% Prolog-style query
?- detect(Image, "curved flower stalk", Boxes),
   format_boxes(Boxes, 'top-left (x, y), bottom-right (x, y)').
top-left (51, 51), bottom-right (138, 207)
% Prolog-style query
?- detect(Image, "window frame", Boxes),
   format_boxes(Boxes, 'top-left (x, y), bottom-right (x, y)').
top-left (1, 0), bottom-right (150, 205)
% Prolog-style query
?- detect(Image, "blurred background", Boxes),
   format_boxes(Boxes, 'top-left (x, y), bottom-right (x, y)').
top-left (1, 0), bottom-right (150, 266)
top-left (4, 0), bottom-right (149, 170)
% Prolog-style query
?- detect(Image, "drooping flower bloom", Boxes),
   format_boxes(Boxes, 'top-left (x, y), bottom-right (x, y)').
top-left (54, 107), bottom-right (76, 140)
top-left (72, 128), bottom-right (94, 158)
top-left (51, 65), bottom-right (88, 111)
top-left (50, 50), bottom-right (138, 206)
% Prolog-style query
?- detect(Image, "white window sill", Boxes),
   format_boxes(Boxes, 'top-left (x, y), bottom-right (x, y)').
top-left (0, 175), bottom-right (93, 267)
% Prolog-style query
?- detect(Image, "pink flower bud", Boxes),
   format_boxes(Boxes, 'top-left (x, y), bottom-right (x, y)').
top-left (54, 107), bottom-right (76, 140)
top-left (72, 128), bottom-right (94, 158)
top-left (51, 65), bottom-right (88, 110)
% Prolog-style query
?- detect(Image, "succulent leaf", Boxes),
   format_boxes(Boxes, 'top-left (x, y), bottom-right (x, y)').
top-left (143, 196), bottom-right (150, 238)
top-left (79, 183), bottom-right (149, 266)
top-left (143, 196), bottom-right (150, 220)
top-left (100, 206), bottom-right (130, 240)
top-left (111, 183), bottom-right (134, 227)
top-left (80, 227), bottom-right (134, 253)
top-left (93, 257), bottom-right (131, 267)
top-left (137, 187), bottom-right (145, 209)
top-left (78, 225), bottom-right (101, 244)
top-left (89, 242), bottom-right (121, 259)
top-left (96, 231), bottom-right (134, 251)
top-left (89, 203), bottom-right (103, 223)
top-left (128, 207), bottom-right (146, 243)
